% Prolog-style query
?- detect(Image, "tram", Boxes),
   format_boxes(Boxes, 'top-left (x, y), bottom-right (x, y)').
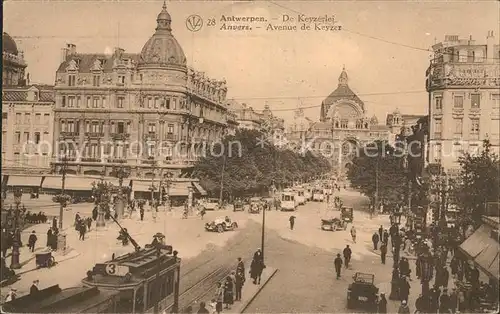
top-left (281, 191), bottom-right (297, 211)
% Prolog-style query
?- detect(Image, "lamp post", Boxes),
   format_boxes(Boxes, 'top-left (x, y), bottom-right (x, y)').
top-left (58, 156), bottom-right (68, 230)
top-left (95, 173), bottom-right (107, 228)
top-left (10, 189), bottom-right (22, 269)
top-left (164, 172), bottom-right (173, 211)
top-left (113, 166), bottom-right (130, 219)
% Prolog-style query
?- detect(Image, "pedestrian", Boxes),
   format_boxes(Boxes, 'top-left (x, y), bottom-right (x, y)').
top-left (383, 230), bottom-right (389, 244)
top-left (289, 215), bottom-right (296, 230)
top-left (197, 302), bottom-right (210, 314)
top-left (440, 289), bottom-right (451, 313)
top-left (378, 292), bottom-right (387, 313)
top-left (86, 217), bottom-right (92, 231)
top-left (398, 300), bottom-right (410, 314)
top-left (46, 228), bottom-right (52, 248)
top-left (79, 223), bottom-right (87, 241)
top-left (214, 282), bottom-right (224, 314)
top-left (343, 245), bottom-right (352, 268)
top-left (442, 266), bottom-right (450, 289)
top-left (372, 232), bottom-right (380, 250)
top-left (378, 225), bottom-right (384, 240)
top-left (92, 206), bottom-right (98, 221)
top-left (380, 242), bottom-right (387, 264)
top-left (334, 253), bottom-right (343, 279)
top-left (30, 279), bottom-right (39, 294)
top-left (235, 269), bottom-right (244, 301)
top-left (449, 287), bottom-right (458, 313)
top-left (140, 207), bottom-right (145, 221)
top-left (4, 288), bottom-right (17, 302)
top-left (223, 275), bottom-right (234, 309)
top-left (399, 276), bottom-right (410, 303)
top-left (350, 226), bottom-right (356, 243)
top-left (415, 294), bottom-right (425, 313)
top-left (236, 257), bottom-right (245, 278)
top-left (28, 230), bottom-right (37, 253)
top-left (200, 208), bottom-right (206, 220)
top-left (152, 208), bottom-right (157, 222)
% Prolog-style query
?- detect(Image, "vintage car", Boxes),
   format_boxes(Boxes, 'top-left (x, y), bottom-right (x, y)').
top-left (205, 216), bottom-right (239, 233)
top-left (233, 200), bottom-right (245, 212)
top-left (248, 197), bottom-right (262, 214)
top-left (321, 218), bottom-right (346, 231)
top-left (347, 272), bottom-right (379, 309)
top-left (341, 207), bottom-right (354, 223)
top-left (200, 198), bottom-right (221, 211)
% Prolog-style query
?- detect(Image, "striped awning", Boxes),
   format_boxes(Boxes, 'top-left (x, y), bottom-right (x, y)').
top-left (459, 224), bottom-right (499, 280)
top-left (42, 176), bottom-right (97, 191)
top-left (166, 182), bottom-right (190, 196)
top-left (192, 182), bottom-right (207, 196)
top-left (132, 180), bottom-right (156, 193)
top-left (7, 175), bottom-right (42, 187)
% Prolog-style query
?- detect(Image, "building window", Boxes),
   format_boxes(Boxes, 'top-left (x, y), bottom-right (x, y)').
top-left (434, 144), bottom-right (442, 162)
top-left (15, 132), bottom-right (21, 144)
top-left (93, 75), bottom-right (100, 87)
top-left (453, 118), bottom-right (463, 136)
top-left (473, 50), bottom-right (484, 63)
top-left (35, 113), bottom-right (41, 124)
top-left (67, 121), bottom-right (75, 133)
top-left (118, 75), bottom-right (125, 85)
top-left (102, 97), bottom-right (107, 108)
top-left (492, 94), bottom-right (500, 109)
top-left (93, 98), bottom-right (99, 108)
top-left (24, 113), bottom-right (31, 124)
top-left (85, 121), bottom-right (90, 133)
top-left (91, 122), bottom-right (100, 133)
top-left (453, 95), bottom-right (463, 108)
top-left (470, 118), bottom-right (480, 140)
top-left (491, 120), bottom-right (500, 141)
top-left (76, 96), bottom-right (81, 108)
top-left (117, 97), bottom-right (124, 108)
top-left (154, 98), bottom-right (160, 109)
top-left (15, 113), bottom-right (21, 124)
top-left (148, 98), bottom-right (153, 109)
top-left (458, 50), bottom-right (468, 62)
top-left (471, 93), bottom-right (480, 109)
top-left (435, 96), bottom-right (442, 110)
top-left (86, 97), bottom-right (91, 108)
top-left (434, 119), bottom-right (442, 139)
top-left (43, 113), bottom-right (50, 123)
top-left (34, 132), bottom-right (41, 144)
top-left (172, 98), bottom-right (177, 110)
top-left (68, 75), bottom-right (76, 86)
top-left (148, 123), bottom-right (156, 133)
top-left (117, 122), bottom-right (125, 134)
top-left (166, 98), bottom-right (171, 109)
top-left (340, 120), bottom-right (348, 128)
top-left (167, 123), bottom-right (174, 134)
top-left (68, 96), bottom-right (75, 108)
top-left (62, 96), bottom-right (66, 107)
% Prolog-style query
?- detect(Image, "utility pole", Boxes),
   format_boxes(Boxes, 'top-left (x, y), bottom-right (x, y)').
top-left (59, 156), bottom-right (68, 230)
top-left (375, 157), bottom-right (379, 215)
top-left (219, 154), bottom-right (226, 205)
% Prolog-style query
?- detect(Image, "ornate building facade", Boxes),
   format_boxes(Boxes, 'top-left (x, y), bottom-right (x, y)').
top-left (386, 108), bottom-right (426, 146)
top-left (2, 32), bottom-right (55, 174)
top-left (51, 3), bottom-right (231, 180)
top-left (286, 68), bottom-right (390, 177)
top-left (427, 32), bottom-right (500, 171)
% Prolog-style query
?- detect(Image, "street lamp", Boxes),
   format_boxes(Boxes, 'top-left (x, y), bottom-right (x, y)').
top-left (417, 251), bottom-right (434, 296)
top-left (113, 166), bottom-right (130, 219)
top-left (10, 189), bottom-right (22, 269)
top-left (95, 173), bottom-right (107, 228)
top-left (163, 172), bottom-right (173, 211)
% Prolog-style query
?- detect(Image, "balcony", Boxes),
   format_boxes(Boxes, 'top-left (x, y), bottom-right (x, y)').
top-left (85, 132), bottom-right (104, 138)
top-left (428, 62), bottom-right (500, 90)
top-left (144, 133), bottom-right (158, 141)
top-left (60, 131), bottom-right (79, 137)
top-left (81, 157), bottom-right (102, 162)
top-left (166, 133), bottom-right (175, 141)
top-left (111, 133), bottom-right (130, 141)
top-left (109, 158), bottom-right (127, 163)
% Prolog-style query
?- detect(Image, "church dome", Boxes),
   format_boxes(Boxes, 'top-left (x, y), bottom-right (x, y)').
top-left (3, 32), bottom-right (19, 55)
top-left (138, 2), bottom-right (186, 67)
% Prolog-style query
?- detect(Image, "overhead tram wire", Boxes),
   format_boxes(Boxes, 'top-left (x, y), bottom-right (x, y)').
top-left (267, 1), bottom-right (500, 61)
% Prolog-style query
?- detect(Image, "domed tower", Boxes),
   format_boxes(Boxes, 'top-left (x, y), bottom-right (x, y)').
top-left (2, 32), bottom-right (27, 86)
top-left (137, 2), bottom-right (187, 87)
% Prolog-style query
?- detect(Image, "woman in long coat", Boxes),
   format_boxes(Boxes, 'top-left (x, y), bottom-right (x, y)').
top-left (250, 257), bottom-right (264, 285)
top-left (223, 275), bottom-right (234, 309)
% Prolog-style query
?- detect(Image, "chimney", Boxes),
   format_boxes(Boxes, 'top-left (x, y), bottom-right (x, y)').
top-left (486, 31), bottom-right (495, 62)
top-left (60, 47), bottom-right (69, 63)
top-left (66, 43), bottom-right (76, 56)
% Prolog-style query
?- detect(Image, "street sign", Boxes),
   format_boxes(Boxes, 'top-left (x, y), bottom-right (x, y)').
top-left (105, 263), bottom-right (130, 276)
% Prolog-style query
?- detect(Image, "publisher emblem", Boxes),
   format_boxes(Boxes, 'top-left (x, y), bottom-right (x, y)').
top-left (186, 15), bottom-right (203, 32)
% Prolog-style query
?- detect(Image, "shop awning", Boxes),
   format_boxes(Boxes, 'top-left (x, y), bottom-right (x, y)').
top-left (7, 175), bottom-right (42, 187)
top-left (459, 224), bottom-right (499, 280)
top-left (192, 182), bottom-right (208, 196)
top-left (132, 180), bottom-right (155, 193)
top-left (167, 182), bottom-right (190, 196)
top-left (42, 176), bottom-right (97, 191)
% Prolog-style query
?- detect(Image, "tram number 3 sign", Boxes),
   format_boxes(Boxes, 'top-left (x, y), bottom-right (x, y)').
top-left (105, 263), bottom-right (130, 276)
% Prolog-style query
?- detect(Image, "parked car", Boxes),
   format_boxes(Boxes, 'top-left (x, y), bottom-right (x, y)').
top-left (233, 200), bottom-right (245, 212)
top-left (341, 207), bottom-right (354, 223)
top-left (201, 198), bottom-right (220, 211)
top-left (205, 216), bottom-right (239, 233)
top-left (248, 197), bottom-right (262, 214)
top-left (347, 272), bottom-right (379, 309)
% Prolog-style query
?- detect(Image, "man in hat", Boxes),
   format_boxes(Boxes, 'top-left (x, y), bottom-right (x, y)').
top-left (28, 230), bottom-right (37, 252)
top-left (378, 292), bottom-right (388, 313)
top-left (398, 300), bottom-right (410, 314)
top-left (30, 279), bottom-right (40, 294)
top-left (334, 253), bottom-right (343, 279)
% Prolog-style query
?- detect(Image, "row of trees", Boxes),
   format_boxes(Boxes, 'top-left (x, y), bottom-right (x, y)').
top-left (347, 138), bottom-right (499, 224)
top-left (193, 129), bottom-right (331, 198)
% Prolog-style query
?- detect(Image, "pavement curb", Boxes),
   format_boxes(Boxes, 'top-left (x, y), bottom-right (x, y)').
top-left (239, 268), bottom-right (278, 313)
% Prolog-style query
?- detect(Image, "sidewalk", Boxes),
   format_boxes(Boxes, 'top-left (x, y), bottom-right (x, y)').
top-left (234, 267), bottom-right (278, 313)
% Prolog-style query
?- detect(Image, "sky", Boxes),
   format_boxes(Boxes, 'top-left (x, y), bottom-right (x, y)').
top-left (4, 0), bottom-right (499, 127)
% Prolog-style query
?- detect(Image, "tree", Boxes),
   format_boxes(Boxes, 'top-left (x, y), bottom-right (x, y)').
top-left (456, 139), bottom-right (500, 224)
top-left (347, 141), bottom-right (407, 209)
top-left (193, 129), bottom-right (331, 198)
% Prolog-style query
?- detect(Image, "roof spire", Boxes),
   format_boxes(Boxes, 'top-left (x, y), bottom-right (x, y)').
top-left (156, 0), bottom-right (172, 32)
top-left (338, 66), bottom-right (348, 86)
top-left (162, 0), bottom-right (167, 10)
